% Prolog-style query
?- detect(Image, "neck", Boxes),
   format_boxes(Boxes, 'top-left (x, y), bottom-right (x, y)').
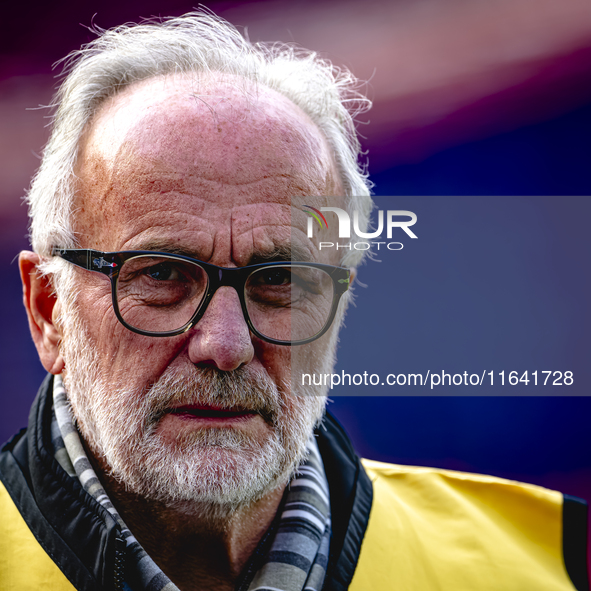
top-left (101, 466), bottom-right (286, 591)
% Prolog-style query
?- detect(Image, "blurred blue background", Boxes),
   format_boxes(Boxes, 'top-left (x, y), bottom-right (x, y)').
top-left (331, 105), bottom-right (591, 502)
top-left (1, 0), bottom-right (590, 562)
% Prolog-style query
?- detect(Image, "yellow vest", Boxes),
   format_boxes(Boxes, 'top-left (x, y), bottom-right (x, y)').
top-left (0, 461), bottom-right (582, 590)
top-left (0, 478), bottom-right (76, 590)
top-left (351, 459), bottom-right (579, 590)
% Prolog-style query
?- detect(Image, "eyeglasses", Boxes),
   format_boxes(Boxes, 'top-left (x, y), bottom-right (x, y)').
top-left (51, 248), bottom-right (350, 346)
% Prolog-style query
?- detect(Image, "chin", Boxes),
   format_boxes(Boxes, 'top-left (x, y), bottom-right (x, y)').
top-left (105, 424), bottom-right (297, 512)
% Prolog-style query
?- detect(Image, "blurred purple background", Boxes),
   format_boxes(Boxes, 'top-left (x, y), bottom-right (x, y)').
top-left (2, 0), bottom-right (591, 565)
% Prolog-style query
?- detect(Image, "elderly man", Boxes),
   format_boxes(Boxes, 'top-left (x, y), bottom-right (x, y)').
top-left (0, 12), bottom-right (588, 591)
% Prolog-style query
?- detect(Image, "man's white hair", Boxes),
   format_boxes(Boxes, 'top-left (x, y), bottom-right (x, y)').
top-left (26, 10), bottom-right (373, 268)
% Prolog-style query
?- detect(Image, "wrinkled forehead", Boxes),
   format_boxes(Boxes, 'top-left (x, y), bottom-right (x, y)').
top-left (73, 73), bottom-right (344, 260)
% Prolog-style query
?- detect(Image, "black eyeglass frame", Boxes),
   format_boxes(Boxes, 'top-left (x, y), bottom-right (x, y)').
top-left (51, 248), bottom-right (351, 346)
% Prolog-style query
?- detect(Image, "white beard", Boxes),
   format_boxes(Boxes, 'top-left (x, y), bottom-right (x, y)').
top-left (58, 303), bottom-right (328, 513)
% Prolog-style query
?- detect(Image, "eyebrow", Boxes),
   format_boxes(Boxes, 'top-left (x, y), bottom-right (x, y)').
top-left (128, 241), bottom-right (314, 265)
top-left (247, 244), bottom-right (313, 265)
top-left (132, 240), bottom-right (202, 259)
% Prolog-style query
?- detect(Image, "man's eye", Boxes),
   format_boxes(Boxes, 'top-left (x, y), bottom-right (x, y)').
top-left (258, 268), bottom-right (291, 286)
top-left (145, 263), bottom-right (182, 281)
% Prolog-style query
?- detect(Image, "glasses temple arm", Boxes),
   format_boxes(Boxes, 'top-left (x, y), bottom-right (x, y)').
top-left (52, 248), bottom-right (118, 275)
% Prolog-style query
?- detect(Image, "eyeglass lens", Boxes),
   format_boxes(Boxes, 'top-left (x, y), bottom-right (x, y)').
top-left (115, 255), bottom-right (335, 342)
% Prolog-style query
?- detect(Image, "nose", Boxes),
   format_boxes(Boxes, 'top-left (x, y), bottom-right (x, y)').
top-left (187, 286), bottom-right (254, 371)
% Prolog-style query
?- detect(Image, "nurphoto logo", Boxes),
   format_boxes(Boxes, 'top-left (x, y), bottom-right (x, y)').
top-left (302, 205), bottom-right (418, 251)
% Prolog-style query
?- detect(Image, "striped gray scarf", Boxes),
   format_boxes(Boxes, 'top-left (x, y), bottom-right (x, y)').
top-left (51, 375), bottom-right (331, 591)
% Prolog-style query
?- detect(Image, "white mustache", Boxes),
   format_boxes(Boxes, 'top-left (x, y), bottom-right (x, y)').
top-left (140, 365), bottom-right (286, 426)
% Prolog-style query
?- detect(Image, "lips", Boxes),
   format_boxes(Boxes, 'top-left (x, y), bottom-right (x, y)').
top-left (168, 404), bottom-right (257, 421)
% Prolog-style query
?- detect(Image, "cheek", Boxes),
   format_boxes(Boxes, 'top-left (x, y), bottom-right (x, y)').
top-left (289, 329), bottom-right (339, 394)
top-left (253, 341), bottom-right (292, 387)
top-left (74, 283), bottom-right (185, 388)
top-left (108, 336), bottom-right (189, 394)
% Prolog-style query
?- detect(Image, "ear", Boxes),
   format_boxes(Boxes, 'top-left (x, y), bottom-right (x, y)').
top-left (19, 251), bottom-right (65, 375)
top-left (349, 267), bottom-right (357, 284)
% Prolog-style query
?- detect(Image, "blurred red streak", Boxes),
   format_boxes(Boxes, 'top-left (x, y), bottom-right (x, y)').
top-left (366, 45), bottom-right (591, 170)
